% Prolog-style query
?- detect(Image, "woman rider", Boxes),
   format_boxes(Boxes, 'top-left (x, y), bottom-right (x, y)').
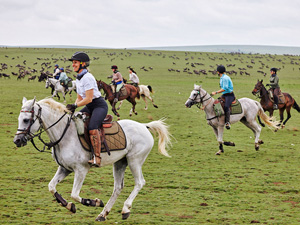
top-left (58, 68), bottom-right (69, 92)
top-left (128, 67), bottom-right (139, 87)
top-left (211, 65), bottom-right (235, 130)
top-left (266, 67), bottom-right (280, 110)
top-left (110, 65), bottom-right (124, 103)
top-left (66, 52), bottom-right (108, 167)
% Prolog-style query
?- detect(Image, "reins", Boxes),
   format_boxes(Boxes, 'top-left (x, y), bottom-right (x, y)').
top-left (17, 103), bottom-right (74, 153)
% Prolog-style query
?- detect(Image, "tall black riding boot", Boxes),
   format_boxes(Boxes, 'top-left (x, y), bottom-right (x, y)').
top-left (225, 111), bottom-right (231, 130)
top-left (273, 95), bottom-right (278, 110)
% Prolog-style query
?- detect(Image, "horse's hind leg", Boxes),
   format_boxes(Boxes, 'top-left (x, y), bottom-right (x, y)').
top-left (142, 95), bottom-right (148, 110)
top-left (48, 166), bottom-right (76, 213)
top-left (240, 118), bottom-right (262, 151)
top-left (96, 157), bottom-right (128, 221)
top-left (282, 107), bottom-right (291, 128)
top-left (121, 158), bottom-right (146, 220)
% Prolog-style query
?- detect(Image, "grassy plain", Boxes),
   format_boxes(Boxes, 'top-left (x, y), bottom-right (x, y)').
top-left (1, 47), bottom-right (300, 224)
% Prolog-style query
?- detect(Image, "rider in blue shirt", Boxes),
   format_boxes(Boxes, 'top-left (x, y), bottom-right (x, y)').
top-left (211, 65), bottom-right (235, 129)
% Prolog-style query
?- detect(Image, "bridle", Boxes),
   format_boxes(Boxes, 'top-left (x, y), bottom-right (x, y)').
top-left (188, 88), bottom-right (212, 109)
top-left (253, 84), bottom-right (268, 99)
top-left (16, 103), bottom-right (73, 153)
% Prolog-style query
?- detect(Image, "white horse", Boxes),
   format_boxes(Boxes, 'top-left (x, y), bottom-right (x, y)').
top-left (185, 84), bottom-right (279, 155)
top-left (45, 78), bottom-right (76, 102)
top-left (13, 97), bottom-right (171, 222)
top-left (117, 85), bottom-right (158, 110)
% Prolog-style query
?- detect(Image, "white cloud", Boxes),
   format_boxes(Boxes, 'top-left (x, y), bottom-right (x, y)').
top-left (1, 0), bottom-right (300, 47)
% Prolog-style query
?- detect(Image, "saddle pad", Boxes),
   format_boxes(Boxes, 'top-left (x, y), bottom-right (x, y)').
top-left (230, 100), bottom-right (243, 115)
top-left (101, 122), bottom-right (127, 152)
top-left (120, 86), bottom-right (127, 97)
top-left (78, 121), bottom-right (127, 153)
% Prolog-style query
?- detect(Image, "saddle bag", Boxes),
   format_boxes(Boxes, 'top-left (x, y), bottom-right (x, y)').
top-left (213, 100), bottom-right (224, 117)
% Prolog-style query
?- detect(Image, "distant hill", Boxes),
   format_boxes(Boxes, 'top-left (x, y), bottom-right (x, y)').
top-left (132, 45), bottom-right (300, 55)
top-left (1, 44), bottom-right (300, 55)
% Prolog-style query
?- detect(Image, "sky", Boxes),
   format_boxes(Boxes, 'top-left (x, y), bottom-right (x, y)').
top-left (1, 0), bottom-right (300, 48)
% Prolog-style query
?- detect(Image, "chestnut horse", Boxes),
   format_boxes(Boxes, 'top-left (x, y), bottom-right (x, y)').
top-left (252, 80), bottom-right (300, 128)
top-left (97, 80), bottom-right (140, 118)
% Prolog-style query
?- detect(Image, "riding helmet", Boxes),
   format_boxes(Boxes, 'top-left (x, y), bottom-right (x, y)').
top-left (59, 68), bottom-right (64, 72)
top-left (69, 52), bottom-right (90, 63)
top-left (217, 65), bottom-right (226, 74)
top-left (270, 67), bottom-right (277, 73)
top-left (111, 65), bottom-right (118, 69)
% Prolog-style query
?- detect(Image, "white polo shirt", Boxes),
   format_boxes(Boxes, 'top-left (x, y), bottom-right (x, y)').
top-left (75, 72), bottom-right (101, 99)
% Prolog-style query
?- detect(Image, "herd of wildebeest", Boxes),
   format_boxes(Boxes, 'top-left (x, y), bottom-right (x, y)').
top-left (1, 49), bottom-right (300, 84)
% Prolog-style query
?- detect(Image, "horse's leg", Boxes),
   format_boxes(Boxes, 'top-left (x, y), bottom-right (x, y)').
top-left (142, 95), bottom-right (148, 110)
top-left (121, 157), bottom-right (146, 220)
top-left (117, 100), bottom-right (123, 110)
top-left (257, 115), bottom-right (265, 127)
top-left (62, 90), bottom-right (66, 103)
top-left (48, 166), bottom-right (76, 213)
top-left (148, 95), bottom-right (158, 108)
top-left (211, 127), bottom-right (223, 155)
top-left (240, 117), bottom-right (262, 151)
top-left (282, 107), bottom-right (291, 128)
top-left (111, 102), bottom-right (120, 117)
top-left (96, 157), bottom-right (128, 221)
top-left (70, 167), bottom-right (104, 209)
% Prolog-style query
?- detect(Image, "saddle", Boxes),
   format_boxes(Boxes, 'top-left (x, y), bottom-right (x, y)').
top-left (74, 113), bottom-right (127, 155)
top-left (213, 96), bottom-right (243, 116)
top-left (268, 89), bottom-right (285, 104)
top-left (120, 85), bottom-right (127, 97)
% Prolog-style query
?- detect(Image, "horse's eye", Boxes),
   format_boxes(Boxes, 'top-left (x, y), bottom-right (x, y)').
top-left (23, 119), bottom-right (30, 123)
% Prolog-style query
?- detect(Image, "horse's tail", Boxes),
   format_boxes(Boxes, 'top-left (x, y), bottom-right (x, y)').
top-left (255, 101), bottom-right (279, 130)
top-left (147, 85), bottom-right (153, 93)
top-left (292, 99), bottom-right (300, 112)
top-left (145, 119), bottom-right (171, 157)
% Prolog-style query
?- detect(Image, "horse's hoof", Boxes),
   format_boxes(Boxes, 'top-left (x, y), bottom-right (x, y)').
top-left (255, 146), bottom-right (259, 151)
top-left (153, 105), bottom-right (158, 108)
top-left (135, 112), bottom-right (138, 115)
top-left (215, 151), bottom-right (221, 155)
top-left (95, 216), bottom-right (106, 221)
top-left (66, 202), bottom-right (76, 213)
top-left (258, 140), bottom-right (264, 144)
top-left (95, 198), bottom-right (104, 207)
top-left (122, 212), bottom-right (130, 220)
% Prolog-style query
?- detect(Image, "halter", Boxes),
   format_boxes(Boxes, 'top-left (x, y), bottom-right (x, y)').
top-left (17, 103), bottom-right (73, 153)
top-left (188, 89), bottom-right (212, 109)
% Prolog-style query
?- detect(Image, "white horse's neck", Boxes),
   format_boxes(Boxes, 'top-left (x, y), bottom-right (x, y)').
top-left (199, 89), bottom-right (215, 118)
top-left (37, 103), bottom-right (71, 143)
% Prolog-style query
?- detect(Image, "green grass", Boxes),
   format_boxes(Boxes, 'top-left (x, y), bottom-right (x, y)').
top-left (1, 47), bottom-right (300, 224)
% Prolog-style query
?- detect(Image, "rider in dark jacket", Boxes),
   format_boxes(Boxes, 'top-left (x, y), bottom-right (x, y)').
top-left (266, 67), bottom-right (280, 109)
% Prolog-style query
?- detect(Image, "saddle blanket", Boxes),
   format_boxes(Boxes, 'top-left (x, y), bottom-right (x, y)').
top-left (73, 113), bottom-right (127, 153)
top-left (268, 90), bottom-right (285, 104)
top-left (213, 99), bottom-right (243, 116)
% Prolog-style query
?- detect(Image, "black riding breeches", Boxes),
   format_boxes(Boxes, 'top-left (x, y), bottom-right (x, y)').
top-left (80, 97), bottom-right (108, 130)
top-left (222, 92), bottom-right (235, 113)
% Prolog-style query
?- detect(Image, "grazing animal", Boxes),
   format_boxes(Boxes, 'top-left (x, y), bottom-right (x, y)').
top-left (97, 80), bottom-right (140, 118)
top-left (252, 80), bottom-right (300, 128)
top-left (185, 84), bottom-right (279, 155)
top-left (14, 97), bottom-right (171, 221)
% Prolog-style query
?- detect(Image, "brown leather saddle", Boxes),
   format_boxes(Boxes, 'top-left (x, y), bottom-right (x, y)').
top-left (78, 113), bottom-right (127, 155)
top-left (268, 89), bottom-right (285, 104)
top-left (213, 96), bottom-right (242, 115)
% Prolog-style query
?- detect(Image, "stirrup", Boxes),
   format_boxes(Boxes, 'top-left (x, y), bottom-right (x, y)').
top-left (88, 156), bottom-right (101, 167)
top-left (273, 104), bottom-right (278, 110)
top-left (113, 98), bottom-right (118, 103)
top-left (225, 122), bottom-right (231, 130)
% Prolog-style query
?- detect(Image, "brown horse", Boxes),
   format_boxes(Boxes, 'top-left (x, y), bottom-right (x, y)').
top-left (97, 80), bottom-right (140, 118)
top-left (252, 80), bottom-right (300, 128)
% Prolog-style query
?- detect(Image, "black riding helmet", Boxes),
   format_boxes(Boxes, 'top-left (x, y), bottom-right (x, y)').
top-left (270, 67), bottom-right (277, 73)
top-left (69, 52), bottom-right (90, 73)
top-left (111, 65), bottom-right (118, 69)
top-left (217, 65), bottom-right (226, 74)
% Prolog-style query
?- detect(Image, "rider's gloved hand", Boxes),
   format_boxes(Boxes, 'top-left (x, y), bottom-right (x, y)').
top-left (66, 104), bottom-right (77, 113)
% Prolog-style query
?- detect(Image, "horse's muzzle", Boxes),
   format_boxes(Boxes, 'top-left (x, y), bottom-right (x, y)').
top-left (252, 90), bottom-right (258, 95)
top-left (185, 100), bottom-right (193, 108)
top-left (13, 134), bottom-right (28, 147)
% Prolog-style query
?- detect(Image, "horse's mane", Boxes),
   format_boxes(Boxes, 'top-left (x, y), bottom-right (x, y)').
top-left (38, 98), bottom-right (67, 114)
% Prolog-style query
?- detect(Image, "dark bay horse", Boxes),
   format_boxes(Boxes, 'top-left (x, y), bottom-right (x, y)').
top-left (252, 80), bottom-right (300, 128)
top-left (97, 80), bottom-right (140, 118)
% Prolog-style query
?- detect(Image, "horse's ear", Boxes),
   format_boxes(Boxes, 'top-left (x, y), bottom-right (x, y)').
top-left (32, 96), bottom-right (36, 107)
top-left (22, 97), bottom-right (27, 106)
